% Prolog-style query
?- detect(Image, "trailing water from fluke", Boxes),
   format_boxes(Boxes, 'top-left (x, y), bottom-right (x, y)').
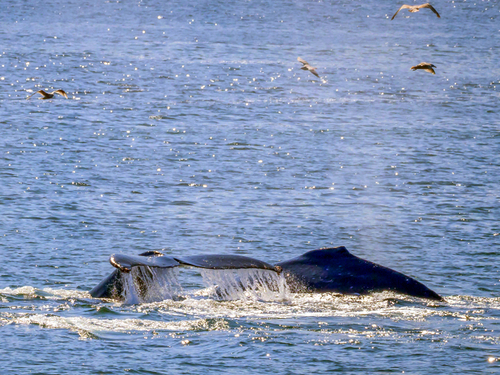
top-left (199, 268), bottom-right (290, 301)
top-left (121, 266), bottom-right (182, 304)
top-left (91, 247), bottom-right (443, 302)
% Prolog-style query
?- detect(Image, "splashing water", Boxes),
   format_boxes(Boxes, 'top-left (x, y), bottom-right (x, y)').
top-left (199, 269), bottom-right (290, 301)
top-left (119, 266), bottom-right (290, 303)
top-left (121, 266), bottom-right (182, 304)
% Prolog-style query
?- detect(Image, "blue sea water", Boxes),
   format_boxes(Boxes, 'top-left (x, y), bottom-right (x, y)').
top-left (1, 0), bottom-right (499, 373)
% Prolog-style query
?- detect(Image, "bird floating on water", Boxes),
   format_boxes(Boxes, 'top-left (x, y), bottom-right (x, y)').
top-left (411, 62), bottom-right (436, 74)
top-left (297, 57), bottom-right (320, 78)
top-left (391, 3), bottom-right (440, 20)
top-left (27, 89), bottom-right (68, 100)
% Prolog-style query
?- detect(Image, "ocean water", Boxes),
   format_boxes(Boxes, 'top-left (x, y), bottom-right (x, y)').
top-left (1, 0), bottom-right (499, 373)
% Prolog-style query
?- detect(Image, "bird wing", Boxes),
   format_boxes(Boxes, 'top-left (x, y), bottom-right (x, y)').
top-left (391, 4), bottom-right (410, 20)
top-left (54, 89), bottom-right (68, 98)
top-left (27, 90), bottom-right (46, 100)
top-left (420, 3), bottom-right (440, 18)
top-left (309, 68), bottom-right (320, 78)
top-left (26, 91), bottom-right (37, 100)
top-left (423, 68), bottom-right (436, 74)
top-left (297, 57), bottom-right (309, 66)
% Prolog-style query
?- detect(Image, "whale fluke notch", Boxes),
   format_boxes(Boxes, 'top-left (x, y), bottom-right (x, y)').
top-left (109, 253), bottom-right (180, 272)
top-left (175, 254), bottom-right (280, 272)
top-left (138, 251), bottom-right (164, 257)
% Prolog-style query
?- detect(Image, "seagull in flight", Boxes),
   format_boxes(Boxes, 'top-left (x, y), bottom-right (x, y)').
top-left (391, 3), bottom-right (440, 20)
top-left (27, 89), bottom-right (68, 100)
top-left (297, 57), bottom-right (320, 78)
top-left (411, 62), bottom-right (437, 74)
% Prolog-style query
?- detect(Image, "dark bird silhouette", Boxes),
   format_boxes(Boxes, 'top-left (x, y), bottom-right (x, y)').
top-left (27, 89), bottom-right (68, 100)
top-left (391, 3), bottom-right (440, 20)
top-left (297, 57), bottom-right (320, 78)
top-left (411, 62), bottom-right (436, 74)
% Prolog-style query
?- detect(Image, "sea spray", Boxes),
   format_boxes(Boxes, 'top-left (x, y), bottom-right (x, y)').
top-left (121, 266), bottom-right (181, 303)
top-left (199, 268), bottom-right (290, 301)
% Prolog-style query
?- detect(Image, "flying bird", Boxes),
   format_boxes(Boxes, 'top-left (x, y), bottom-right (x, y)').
top-left (391, 3), bottom-right (440, 20)
top-left (297, 57), bottom-right (320, 78)
top-left (411, 62), bottom-right (436, 74)
top-left (27, 89), bottom-right (68, 100)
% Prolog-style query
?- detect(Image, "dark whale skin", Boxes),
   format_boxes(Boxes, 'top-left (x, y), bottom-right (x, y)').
top-left (90, 247), bottom-right (443, 301)
top-left (276, 246), bottom-right (443, 300)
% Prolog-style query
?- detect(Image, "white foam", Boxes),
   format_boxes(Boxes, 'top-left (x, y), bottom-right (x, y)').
top-left (0, 286), bottom-right (37, 296)
top-left (0, 286), bottom-right (89, 301)
top-left (1, 312), bottom-right (227, 338)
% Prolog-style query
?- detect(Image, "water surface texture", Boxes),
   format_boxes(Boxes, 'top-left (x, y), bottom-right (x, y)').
top-left (1, 0), bottom-right (499, 373)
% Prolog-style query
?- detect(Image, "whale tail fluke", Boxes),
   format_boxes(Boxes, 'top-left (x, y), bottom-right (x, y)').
top-left (91, 247), bottom-right (443, 302)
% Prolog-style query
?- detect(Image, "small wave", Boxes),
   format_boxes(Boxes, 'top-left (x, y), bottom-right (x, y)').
top-left (0, 312), bottom-right (229, 338)
top-left (0, 286), bottom-right (92, 302)
top-left (0, 286), bottom-right (37, 296)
